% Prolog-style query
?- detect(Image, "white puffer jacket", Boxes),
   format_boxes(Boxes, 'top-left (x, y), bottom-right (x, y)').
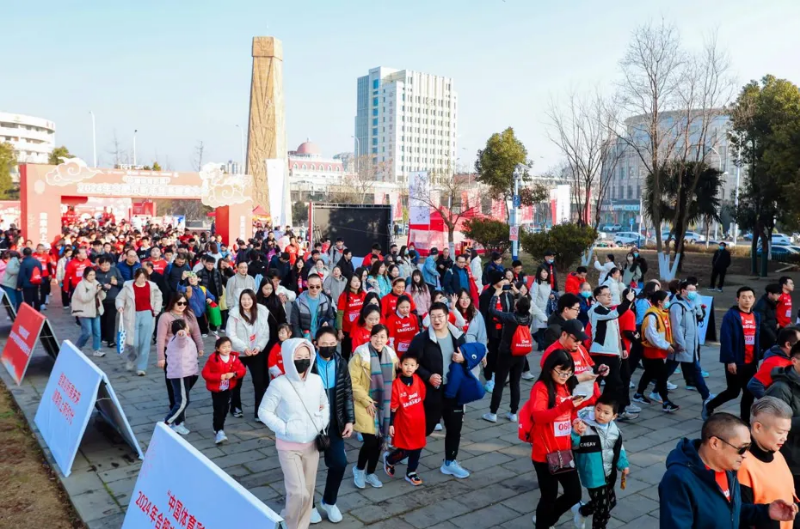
top-left (258, 338), bottom-right (330, 444)
top-left (225, 305), bottom-right (271, 353)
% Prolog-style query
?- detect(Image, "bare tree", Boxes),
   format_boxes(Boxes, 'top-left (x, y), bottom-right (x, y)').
top-left (409, 163), bottom-right (475, 247)
top-left (192, 140), bottom-right (205, 171)
top-left (546, 90), bottom-right (624, 229)
top-left (106, 129), bottom-right (126, 168)
top-left (616, 19), bottom-right (686, 279)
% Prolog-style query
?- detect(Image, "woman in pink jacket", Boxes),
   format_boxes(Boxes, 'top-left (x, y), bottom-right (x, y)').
top-left (163, 318), bottom-right (200, 435)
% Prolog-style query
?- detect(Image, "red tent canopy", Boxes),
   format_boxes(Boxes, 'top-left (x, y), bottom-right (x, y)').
top-left (252, 205), bottom-right (269, 216)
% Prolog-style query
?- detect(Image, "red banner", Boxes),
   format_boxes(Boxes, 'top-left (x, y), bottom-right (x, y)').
top-left (1, 302), bottom-right (46, 384)
top-left (491, 199), bottom-right (506, 220)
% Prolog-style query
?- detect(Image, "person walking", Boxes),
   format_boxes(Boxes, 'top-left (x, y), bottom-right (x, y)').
top-left (778, 276), bottom-right (794, 330)
top-left (407, 302), bottom-right (472, 479)
top-left (456, 288), bottom-right (488, 347)
top-left (1, 251), bottom-right (20, 310)
top-left (323, 266), bottom-right (347, 305)
top-left (201, 336), bottom-right (247, 444)
top-left (543, 293), bottom-right (582, 350)
top-left (621, 252), bottom-right (642, 288)
top-left (705, 287), bottom-right (761, 423)
top-left (594, 254), bottom-right (616, 285)
top-left (710, 242), bottom-right (732, 292)
top-left (633, 290), bottom-right (681, 412)
top-left (258, 338), bottom-right (329, 529)
top-left (469, 249), bottom-right (483, 292)
top-left (156, 293), bottom-right (205, 410)
top-left (407, 270), bottom-right (432, 318)
top-left (537, 250), bottom-right (559, 292)
top-left (290, 273), bottom-right (335, 341)
top-left (227, 289), bottom-right (271, 420)
top-left (17, 247), bottom-right (43, 309)
top-left (336, 274), bottom-right (366, 361)
top-left (587, 286), bottom-right (635, 406)
top-left (659, 413), bottom-right (796, 528)
top-left (443, 254), bottom-right (470, 296)
top-left (748, 327), bottom-right (800, 398)
top-left (668, 281), bottom-right (712, 416)
top-left (116, 268), bottom-right (163, 375)
top-left (95, 256), bottom-right (124, 349)
top-left (422, 248), bottom-right (440, 289)
top-left (227, 260), bottom-right (256, 307)
top-left (483, 287), bottom-right (533, 423)
top-left (480, 271), bottom-right (514, 393)
top-left (530, 267), bottom-right (553, 350)
top-left (349, 324), bottom-right (398, 489)
top-left (309, 327), bottom-right (354, 524)
top-left (72, 267), bottom-right (106, 358)
top-left (197, 255), bottom-right (225, 335)
top-left (117, 249), bottom-right (142, 282)
top-left (765, 346), bottom-right (800, 499)
top-left (754, 284), bottom-right (781, 352)
top-left (528, 350), bottom-right (586, 529)
top-left (738, 397), bottom-right (798, 529)
top-left (163, 319), bottom-right (200, 435)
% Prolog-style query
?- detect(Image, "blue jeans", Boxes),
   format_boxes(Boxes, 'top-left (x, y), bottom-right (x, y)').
top-left (322, 431), bottom-right (348, 505)
top-left (77, 316), bottom-right (101, 351)
top-left (127, 310), bottom-right (155, 372)
top-left (666, 359), bottom-right (710, 400)
top-left (3, 285), bottom-right (21, 311)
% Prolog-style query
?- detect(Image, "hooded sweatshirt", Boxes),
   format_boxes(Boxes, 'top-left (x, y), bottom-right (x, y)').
top-left (258, 338), bottom-right (329, 449)
top-left (659, 438), bottom-right (770, 529)
top-left (165, 333), bottom-right (199, 379)
top-left (764, 366), bottom-right (800, 474)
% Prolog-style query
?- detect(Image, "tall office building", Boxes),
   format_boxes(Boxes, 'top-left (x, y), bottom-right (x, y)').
top-left (355, 67), bottom-right (457, 183)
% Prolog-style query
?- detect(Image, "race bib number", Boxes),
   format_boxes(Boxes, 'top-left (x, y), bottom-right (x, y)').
top-left (349, 313), bottom-right (358, 322)
top-left (554, 420), bottom-right (571, 437)
top-left (398, 342), bottom-right (409, 352)
top-left (220, 378), bottom-right (230, 391)
top-left (744, 335), bottom-right (755, 346)
top-left (787, 310), bottom-right (792, 318)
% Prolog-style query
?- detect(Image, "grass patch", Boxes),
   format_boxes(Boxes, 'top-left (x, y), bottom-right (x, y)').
top-left (0, 380), bottom-right (86, 528)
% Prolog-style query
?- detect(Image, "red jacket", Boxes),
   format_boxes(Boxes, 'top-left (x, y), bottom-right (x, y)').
top-left (565, 273), bottom-right (583, 295)
top-left (529, 381), bottom-right (578, 463)
top-left (63, 258), bottom-right (94, 290)
top-left (381, 292), bottom-right (417, 321)
top-left (201, 352), bottom-right (246, 392)
top-left (777, 292), bottom-right (793, 328)
top-left (362, 252), bottom-right (382, 269)
top-left (386, 312), bottom-right (420, 355)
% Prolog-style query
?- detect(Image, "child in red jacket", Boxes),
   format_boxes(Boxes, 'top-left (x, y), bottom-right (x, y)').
top-left (383, 351), bottom-right (427, 486)
top-left (201, 336), bottom-right (246, 444)
top-left (267, 323), bottom-right (291, 379)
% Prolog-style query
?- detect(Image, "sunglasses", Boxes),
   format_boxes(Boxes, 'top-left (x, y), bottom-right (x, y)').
top-left (176, 301), bottom-right (188, 306)
top-left (714, 436), bottom-right (750, 455)
top-left (308, 285), bottom-right (322, 290)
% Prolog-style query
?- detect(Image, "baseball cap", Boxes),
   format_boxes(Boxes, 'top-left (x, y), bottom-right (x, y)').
top-left (561, 320), bottom-right (588, 341)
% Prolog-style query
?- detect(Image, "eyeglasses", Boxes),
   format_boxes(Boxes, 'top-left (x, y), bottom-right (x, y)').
top-left (568, 306), bottom-right (580, 312)
top-left (713, 436), bottom-right (750, 455)
top-left (554, 369), bottom-right (573, 379)
top-left (308, 285), bottom-right (322, 290)
top-left (176, 301), bottom-right (188, 306)
top-left (430, 314), bottom-right (447, 321)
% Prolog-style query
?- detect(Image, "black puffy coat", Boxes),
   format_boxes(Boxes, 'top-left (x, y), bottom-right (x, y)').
top-left (311, 353), bottom-right (355, 436)
top-left (753, 294), bottom-right (778, 350)
top-left (196, 267), bottom-right (224, 299)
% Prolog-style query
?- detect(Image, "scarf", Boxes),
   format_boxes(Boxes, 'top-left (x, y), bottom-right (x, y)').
top-left (368, 345), bottom-right (394, 439)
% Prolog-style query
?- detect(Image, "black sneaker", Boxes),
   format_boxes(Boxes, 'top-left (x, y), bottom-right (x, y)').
top-left (231, 408), bottom-right (244, 418)
top-left (632, 393), bottom-right (652, 404)
top-left (662, 401), bottom-right (680, 413)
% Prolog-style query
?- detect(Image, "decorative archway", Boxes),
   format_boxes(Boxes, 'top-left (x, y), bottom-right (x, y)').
top-left (20, 158), bottom-right (253, 244)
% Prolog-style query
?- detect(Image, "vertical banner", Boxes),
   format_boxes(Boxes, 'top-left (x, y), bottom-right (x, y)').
top-left (408, 171), bottom-right (431, 252)
top-left (34, 341), bottom-right (143, 476)
top-left (265, 159), bottom-right (286, 227)
top-left (0, 302), bottom-right (45, 384)
top-left (122, 423), bottom-right (283, 529)
top-left (697, 296), bottom-right (716, 345)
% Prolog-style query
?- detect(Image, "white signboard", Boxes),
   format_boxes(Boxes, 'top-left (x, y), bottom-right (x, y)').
top-left (408, 171), bottom-right (430, 209)
top-left (509, 226), bottom-right (519, 242)
top-left (122, 423), bottom-right (283, 529)
top-left (697, 295), bottom-right (714, 345)
top-left (34, 341), bottom-right (143, 476)
top-left (266, 159), bottom-right (287, 227)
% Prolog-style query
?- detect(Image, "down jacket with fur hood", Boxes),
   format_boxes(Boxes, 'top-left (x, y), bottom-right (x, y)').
top-left (258, 338), bottom-right (330, 445)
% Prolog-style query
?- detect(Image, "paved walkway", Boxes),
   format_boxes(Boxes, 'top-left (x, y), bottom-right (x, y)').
top-left (0, 300), bottom-right (741, 528)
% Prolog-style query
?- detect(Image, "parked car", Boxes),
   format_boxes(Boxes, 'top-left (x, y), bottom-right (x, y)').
top-left (615, 231), bottom-right (647, 247)
top-left (594, 240), bottom-right (617, 248)
top-left (600, 224), bottom-right (622, 233)
top-left (756, 245), bottom-right (799, 257)
top-left (772, 233), bottom-right (792, 246)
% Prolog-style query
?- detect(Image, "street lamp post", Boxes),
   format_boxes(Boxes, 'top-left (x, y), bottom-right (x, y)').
top-left (89, 111), bottom-right (97, 168)
top-left (511, 165), bottom-right (522, 261)
top-left (236, 124), bottom-right (245, 174)
top-left (732, 144), bottom-right (742, 243)
top-left (706, 145), bottom-right (726, 247)
top-left (133, 129), bottom-right (138, 167)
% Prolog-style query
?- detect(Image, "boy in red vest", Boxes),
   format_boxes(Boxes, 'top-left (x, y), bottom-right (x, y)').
top-left (383, 350), bottom-right (426, 486)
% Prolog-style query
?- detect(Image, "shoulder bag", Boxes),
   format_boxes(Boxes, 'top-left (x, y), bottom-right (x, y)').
top-left (288, 379), bottom-right (330, 452)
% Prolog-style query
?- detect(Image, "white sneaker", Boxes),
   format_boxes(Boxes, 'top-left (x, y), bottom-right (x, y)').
top-left (626, 404), bottom-right (642, 413)
top-left (364, 473), bottom-right (383, 488)
top-left (212, 330), bottom-right (219, 337)
top-left (506, 412), bottom-right (518, 422)
top-left (172, 423), bottom-right (190, 435)
top-left (214, 430), bottom-right (228, 444)
top-left (482, 412), bottom-right (498, 423)
top-left (201, 333), bottom-right (208, 338)
top-left (649, 391), bottom-right (664, 404)
top-left (353, 468), bottom-right (366, 489)
top-left (319, 501), bottom-right (343, 523)
top-left (629, 381), bottom-right (635, 389)
top-left (521, 371), bottom-right (535, 380)
top-left (40, 304), bottom-right (47, 311)
top-left (434, 423), bottom-right (443, 431)
top-left (310, 507), bottom-right (322, 524)
top-left (484, 379), bottom-right (495, 392)
top-left (440, 460), bottom-right (470, 479)
top-left (666, 381), bottom-right (678, 391)
top-left (125, 361), bottom-right (135, 371)
top-left (92, 350), bottom-right (106, 357)
top-left (136, 370), bottom-right (146, 376)
top-left (572, 502), bottom-right (586, 529)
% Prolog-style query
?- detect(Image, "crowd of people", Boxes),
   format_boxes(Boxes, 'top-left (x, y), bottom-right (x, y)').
top-left (6, 214), bottom-right (800, 528)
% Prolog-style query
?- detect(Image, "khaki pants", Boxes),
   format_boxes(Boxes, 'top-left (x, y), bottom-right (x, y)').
top-left (278, 443), bottom-right (320, 529)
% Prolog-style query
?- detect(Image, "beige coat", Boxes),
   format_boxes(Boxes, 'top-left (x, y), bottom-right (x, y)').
top-left (71, 279), bottom-right (107, 318)
top-left (349, 343), bottom-right (398, 435)
top-left (115, 280), bottom-right (164, 347)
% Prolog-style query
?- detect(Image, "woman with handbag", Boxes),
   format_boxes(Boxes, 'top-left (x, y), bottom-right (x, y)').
top-left (529, 349), bottom-right (586, 529)
top-left (258, 338), bottom-right (329, 529)
top-left (227, 289), bottom-right (271, 421)
top-left (116, 268), bottom-right (163, 376)
top-left (349, 324), bottom-right (398, 490)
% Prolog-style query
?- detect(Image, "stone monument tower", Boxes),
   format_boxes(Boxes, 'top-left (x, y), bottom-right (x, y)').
top-left (246, 36), bottom-right (287, 222)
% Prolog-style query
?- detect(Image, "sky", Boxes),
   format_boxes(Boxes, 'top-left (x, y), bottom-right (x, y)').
top-left (3, 0), bottom-right (800, 173)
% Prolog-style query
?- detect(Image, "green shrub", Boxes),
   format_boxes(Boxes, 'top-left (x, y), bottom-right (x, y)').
top-left (463, 218), bottom-right (511, 255)
top-left (520, 224), bottom-right (598, 273)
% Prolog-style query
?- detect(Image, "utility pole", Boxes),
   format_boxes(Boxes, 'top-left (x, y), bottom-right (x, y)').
top-left (511, 165), bottom-right (522, 261)
top-left (133, 129), bottom-right (138, 167)
top-left (89, 111), bottom-right (97, 167)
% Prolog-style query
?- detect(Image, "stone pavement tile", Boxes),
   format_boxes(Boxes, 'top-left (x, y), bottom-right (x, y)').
top-left (364, 518), bottom-right (418, 529)
top-left (70, 489), bottom-right (123, 523)
top-left (98, 461), bottom-right (142, 483)
top-left (242, 456), bottom-right (282, 473)
top-left (62, 467), bottom-right (108, 496)
top-left (609, 494), bottom-right (659, 523)
top-left (349, 491), bottom-right (423, 524)
top-left (615, 476), bottom-right (651, 499)
top-left (632, 462), bottom-right (670, 486)
top-left (87, 512), bottom-right (127, 529)
top-left (637, 483), bottom-right (661, 502)
top-left (223, 464), bottom-right (253, 478)
top-left (618, 513), bottom-right (660, 528)
top-left (401, 498), bottom-right (471, 528)
top-left (456, 451), bottom-right (514, 472)
top-left (249, 485), bottom-right (281, 502)
top-left (500, 487), bottom-right (538, 515)
top-left (106, 475), bottom-right (137, 507)
top-left (428, 522), bottom-right (460, 529)
top-left (461, 465), bottom-right (519, 489)
top-left (450, 503), bottom-right (520, 527)
top-left (210, 450), bottom-right (262, 468)
top-left (454, 483), bottom-right (518, 510)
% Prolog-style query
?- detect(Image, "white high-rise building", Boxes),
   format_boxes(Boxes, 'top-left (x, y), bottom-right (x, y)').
top-left (355, 67), bottom-right (457, 183)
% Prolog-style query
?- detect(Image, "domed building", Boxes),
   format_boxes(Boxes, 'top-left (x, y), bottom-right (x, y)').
top-left (288, 140), bottom-right (347, 192)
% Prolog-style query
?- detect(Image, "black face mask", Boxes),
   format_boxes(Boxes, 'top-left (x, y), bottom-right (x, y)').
top-left (294, 358), bottom-right (311, 373)
top-left (318, 346), bottom-right (336, 359)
